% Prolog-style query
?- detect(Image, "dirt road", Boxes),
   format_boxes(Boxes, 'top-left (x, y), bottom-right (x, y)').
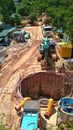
top-left (0, 26), bottom-right (43, 85)
top-left (0, 26), bottom-right (43, 129)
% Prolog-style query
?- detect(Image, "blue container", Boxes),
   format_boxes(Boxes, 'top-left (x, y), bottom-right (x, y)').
top-left (20, 111), bottom-right (39, 130)
top-left (59, 97), bottom-right (73, 114)
top-left (57, 97), bottom-right (73, 123)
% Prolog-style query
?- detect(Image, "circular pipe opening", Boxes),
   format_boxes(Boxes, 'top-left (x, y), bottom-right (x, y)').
top-left (18, 72), bottom-right (71, 101)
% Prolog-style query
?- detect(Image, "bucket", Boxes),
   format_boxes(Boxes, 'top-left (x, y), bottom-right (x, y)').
top-left (57, 97), bottom-right (73, 124)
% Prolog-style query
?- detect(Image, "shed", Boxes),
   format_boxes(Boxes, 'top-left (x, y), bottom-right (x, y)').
top-left (0, 26), bottom-right (16, 46)
top-left (0, 26), bottom-right (16, 38)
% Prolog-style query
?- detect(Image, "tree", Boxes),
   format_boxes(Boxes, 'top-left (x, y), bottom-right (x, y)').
top-left (10, 13), bottom-right (22, 25)
top-left (0, 14), bottom-right (3, 21)
top-left (45, 0), bottom-right (73, 43)
top-left (0, 0), bottom-right (16, 23)
top-left (65, 16), bottom-right (73, 43)
top-left (17, 0), bottom-right (31, 16)
top-left (27, 13), bottom-right (37, 24)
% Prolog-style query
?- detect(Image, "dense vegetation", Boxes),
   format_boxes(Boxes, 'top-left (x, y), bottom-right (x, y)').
top-left (0, 0), bottom-right (16, 23)
top-left (0, 0), bottom-right (73, 43)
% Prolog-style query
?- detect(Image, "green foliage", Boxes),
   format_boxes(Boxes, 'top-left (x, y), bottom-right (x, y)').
top-left (57, 121), bottom-right (73, 130)
top-left (10, 13), bottom-right (22, 25)
top-left (16, 0), bottom-right (32, 16)
top-left (0, 113), bottom-right (19, 130)
top-left (0, 125), bottom-right (11, 130)
top-left (0, 125), bottom-right (19, 130)
top-left (27, 13), bottom-right (37, 24)
top-left (0, 14), bottom-right (3, 21)
top-left (0, 0), bottom-right (16, 23)
top-left (65, 16), bottom-right (73, 43)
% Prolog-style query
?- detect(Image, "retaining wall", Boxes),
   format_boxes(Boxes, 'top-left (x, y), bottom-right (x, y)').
top-left (19, 71), bottom-right (71, 100)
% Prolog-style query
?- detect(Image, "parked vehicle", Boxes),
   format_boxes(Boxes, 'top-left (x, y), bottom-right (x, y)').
top-left (37, 37), bottom-right (58, 68)
top-left (13, 29), bottom-right (30, 42)
top-left (20, 100), bottom-right (40, 130)
top-left (42, 25), bottom-right (52, 37)
top-left (13, 30), bottom-right (26, 42)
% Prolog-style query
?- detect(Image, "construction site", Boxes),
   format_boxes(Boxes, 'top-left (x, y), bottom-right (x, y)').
top-left (0, 23), bottom-right (73, 130)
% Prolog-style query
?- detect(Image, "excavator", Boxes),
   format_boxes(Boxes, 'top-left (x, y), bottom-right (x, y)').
top-left (38, 25), bottom-right (61, 70)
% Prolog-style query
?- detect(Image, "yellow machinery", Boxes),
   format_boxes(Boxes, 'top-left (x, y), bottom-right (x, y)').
top-left (15, 97), bottom-right (32, 111)
top-left (44, 98), bottom-right (53, 118)
top-left (60, 44), bottom-right (73, 58)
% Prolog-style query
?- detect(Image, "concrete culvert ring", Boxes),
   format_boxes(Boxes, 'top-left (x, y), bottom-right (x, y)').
top-left (39, 98), bottom-right (48, 107)
top-left (16, 71), bottom-right (71, 101)
top-left (0, 46), bottom-right (7, 57)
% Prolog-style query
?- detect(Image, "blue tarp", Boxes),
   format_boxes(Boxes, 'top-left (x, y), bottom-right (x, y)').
top-left (0, 26), bottom-right (16, 37)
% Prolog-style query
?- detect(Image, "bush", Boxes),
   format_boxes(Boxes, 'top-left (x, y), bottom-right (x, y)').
top-left (27, 13), bottom-right (37, 25)
top-left (10, 13), bottom-right (22, 25)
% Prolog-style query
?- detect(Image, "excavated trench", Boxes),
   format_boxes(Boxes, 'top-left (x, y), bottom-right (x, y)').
top-left (17, 71), bottom-right (71, 101)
